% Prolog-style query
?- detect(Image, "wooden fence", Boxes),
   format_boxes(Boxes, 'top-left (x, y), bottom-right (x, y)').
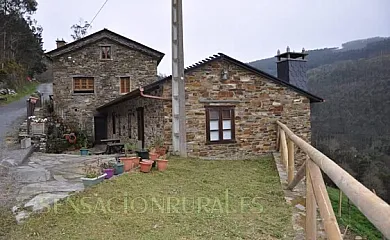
top-left (276, 121), bottom-right (390, 239)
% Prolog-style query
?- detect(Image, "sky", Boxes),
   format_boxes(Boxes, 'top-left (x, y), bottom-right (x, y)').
top-left (34, 0), bottom-right (390, 74)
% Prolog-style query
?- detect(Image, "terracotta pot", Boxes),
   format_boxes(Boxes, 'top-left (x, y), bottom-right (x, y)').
top-left (131, 157), bottom-right (141, 168)
top-left (156, 159), bottom-right (168, 171)
top-left (139, 160), bottom-right (153, 173)
top-left (149, 152), bottom-right (159, 161)
top-left (120, 157), bottom-right (134, 172)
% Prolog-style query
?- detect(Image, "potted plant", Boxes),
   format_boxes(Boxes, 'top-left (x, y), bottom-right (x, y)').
top-left (154, 137), bottom-right (167, 157)
top-left (100, 161), bottom-right (115, 179)
top-left (156, 158), bottom-right (168, 171)
top-left (114, 157), bottom-right (124, 175)
top-left (120, 141), bottom-right (138, 172)
top-left (149, 147), bottom-right (159, 161)
top-left (139, 160), bottom-right (153, 173)
top-left (80, 138), bottom-right (89, 156)
top-left (80, 160), bottom-right (107, 188)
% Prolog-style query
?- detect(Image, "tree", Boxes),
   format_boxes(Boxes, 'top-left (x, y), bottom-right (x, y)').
top-left (70, 19), bottom-right (90, 40)
top-left (0, 0), bottom-right (44, 88)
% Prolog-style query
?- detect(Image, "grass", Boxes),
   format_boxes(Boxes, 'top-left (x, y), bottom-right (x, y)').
top-left (0, 207), bottom-right (17, 239)
top-left (7, 157), bottom-right (293, 240)
top-left (327, 187), bottom-right (383, 239)
top-left (0, 82), bottom-right (39, 105)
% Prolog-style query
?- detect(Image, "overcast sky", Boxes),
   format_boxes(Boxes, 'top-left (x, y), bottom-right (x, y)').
top-left (35, 0), bottom-right (390, 74)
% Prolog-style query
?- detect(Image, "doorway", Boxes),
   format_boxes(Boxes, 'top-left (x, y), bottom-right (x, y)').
top-left (94, 114), bottom-right (107, 143)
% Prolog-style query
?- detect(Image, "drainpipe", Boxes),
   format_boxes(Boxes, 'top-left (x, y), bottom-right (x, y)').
top-left (139, 87), bottom-right (170, 101)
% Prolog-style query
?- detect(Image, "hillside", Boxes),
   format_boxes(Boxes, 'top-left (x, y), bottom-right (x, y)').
top-left (248, 37), bottom-right (390, 76)
top-left (248, 37), bottom-right (390, 203)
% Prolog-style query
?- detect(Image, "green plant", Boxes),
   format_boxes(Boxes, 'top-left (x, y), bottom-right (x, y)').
top-left (83, 138), bottom-right (88, 149)
top-left (100, 161), bottom-right (115, 170)
top-left (82, 159), bottom-right (101, 178)
top-left (124, 140), bottom-right (137, 156)
top-left (153, 136), bottom-right (164, 148)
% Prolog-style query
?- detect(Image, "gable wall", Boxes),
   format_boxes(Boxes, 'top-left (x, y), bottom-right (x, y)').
top-left (52, 38), bottom-right (158, 138)
top-left (162, 59), bottom-right (311, 161)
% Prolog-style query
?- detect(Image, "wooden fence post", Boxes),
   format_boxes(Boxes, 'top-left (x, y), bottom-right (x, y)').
top-left (287, 139), bottom-right (295, 184)
top-left (280, 129), bottom-right (288, 167)
top-left (338, 189), bottom-right (342, 217)
top-left (287, 161), bottom-right (306, 190)
top-left (276, 126), bottom-right (280, 151)
top-left (306, 156), bottom-right (317, 240)
top-left (308, 160), bottom-right (342, 239)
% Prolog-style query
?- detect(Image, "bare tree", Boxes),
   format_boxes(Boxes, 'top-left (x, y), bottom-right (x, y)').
top-left (70, 19), bottom-right (90, 40)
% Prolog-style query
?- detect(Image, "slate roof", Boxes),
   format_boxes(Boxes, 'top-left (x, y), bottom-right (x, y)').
top-left (97, 53), bottom-right (323, 110)
top-left (45, 29), bottom-right (165, 64)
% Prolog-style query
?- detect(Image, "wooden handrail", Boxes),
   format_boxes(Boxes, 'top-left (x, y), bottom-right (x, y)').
top-left (277, 121), bottom-right (390, 239)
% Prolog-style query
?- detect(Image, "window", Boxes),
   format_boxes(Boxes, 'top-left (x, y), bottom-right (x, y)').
top-left (101, 46), bottom-right (112, 59)
top-left (205, 106), bottom-right (235, 144)
top-left (73, 77), bottom-right (94, 93)
top-left (120, 77), bottom-right (132, 94)
top-left (112, 112), bottom-right (116, 135)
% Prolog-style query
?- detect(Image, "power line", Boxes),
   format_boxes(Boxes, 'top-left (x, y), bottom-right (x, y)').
top-left (89, 0), bottom-right (109, 28)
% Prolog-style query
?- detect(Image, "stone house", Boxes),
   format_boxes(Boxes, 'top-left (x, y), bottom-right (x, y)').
top-left (45, 29), bottom-right (164, 141)
top-left (96, 51), bottom-right (322, 159)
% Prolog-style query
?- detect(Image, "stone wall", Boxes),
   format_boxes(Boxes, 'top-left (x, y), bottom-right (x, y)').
top-left (105, 88), bottom-right (165, 148)
top-left (162, 59), bottom-right (311, 161)
top-left (102, 58), bottom-right (312, 162)
top-left (51, 38), bottom-right (158, 138)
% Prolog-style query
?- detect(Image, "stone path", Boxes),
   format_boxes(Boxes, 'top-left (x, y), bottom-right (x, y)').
top-left (11, 153), bottom-right (115, 222)
top-left (0, 84), bottom-right (53, 209)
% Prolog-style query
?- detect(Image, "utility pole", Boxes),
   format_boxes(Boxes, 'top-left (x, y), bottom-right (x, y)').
top-left (171, 0), bottom-right (187, 156)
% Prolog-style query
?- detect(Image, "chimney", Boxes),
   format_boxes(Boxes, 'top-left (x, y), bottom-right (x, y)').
top-left (56, 39), bottom-right (67, 48)
top-left (276, 47), bottom-right (308, 91)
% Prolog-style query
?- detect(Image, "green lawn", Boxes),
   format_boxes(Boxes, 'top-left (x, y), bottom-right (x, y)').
top-left (0, 82), bottom-right (39, 105)
top-left (7, 157), bottom-right (293, 240)
top-left (327, 187), bottom-right (383, 240)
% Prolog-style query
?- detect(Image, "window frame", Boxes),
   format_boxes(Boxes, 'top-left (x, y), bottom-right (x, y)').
top-left (205, 105), bottom-right (236, 145)
top-left (100, 45), bottom-right (112, 60)
top-left (73, 77), bottom-right (94, 94)
top-left (120, 76), bottom-right (132, 94)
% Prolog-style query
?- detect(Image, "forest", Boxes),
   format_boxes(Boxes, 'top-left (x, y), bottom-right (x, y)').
top-left (249, 37), bottom-right (390, 203)
top-left (0, 0), bottom-right (44, 90)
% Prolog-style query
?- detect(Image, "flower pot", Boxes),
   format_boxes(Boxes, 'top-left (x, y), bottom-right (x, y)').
top-left (139, 160), bottom-right (153, 173)
top-left (149, 152), bottom-right (159, 161)
top-left (114, 163), bottom-right (124, 175)
top-left (29, 97), bottom-right (39, 104)
top-left (132, 157), bottom-right (141, 168)
top-left (156, 159), bottom-right (168, 171)
top-left (120, 157), bottom-right (134, 172)
top-left (81, 173), bottom-right (107, 188)
top-left (80, 149), bottom-right (89, 156)
top-left (136, 150), bottom-right (149, 160)
top-left (103, 168), bottom-right (114, 179)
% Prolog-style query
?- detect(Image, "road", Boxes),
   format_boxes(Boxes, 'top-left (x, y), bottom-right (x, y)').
top-left (0, 83), bottom-right (53, 145)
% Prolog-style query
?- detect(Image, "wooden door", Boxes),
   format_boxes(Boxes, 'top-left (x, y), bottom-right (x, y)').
top-left (94, 115), bottom-right (107, 143)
